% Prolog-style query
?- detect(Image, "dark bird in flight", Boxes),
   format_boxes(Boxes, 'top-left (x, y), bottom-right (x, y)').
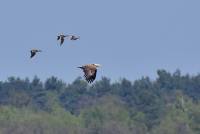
top-left (78, 64), bottom-right (101, 83)
top-left (30, 49), bottom-right (42, 58)
top-left (57, 33), bottom-right (67, 46)
top-left (66, 35), bottom-right (80, 40)
top-left (57, 33), bottom-right (80, 46)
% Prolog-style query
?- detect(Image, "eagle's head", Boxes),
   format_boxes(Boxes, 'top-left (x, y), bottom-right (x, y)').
top-left (93, 64), bottom-right (101, 68)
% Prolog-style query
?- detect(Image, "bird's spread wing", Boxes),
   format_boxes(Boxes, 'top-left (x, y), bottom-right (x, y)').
top-left (83, 68), bottom-right (97, 83)
top-left (60, 37), bottom-right (64, 45)
top-left (57, 36), bottom-right (60, 40)
top-left (30, 51), bottom-right (36, 58)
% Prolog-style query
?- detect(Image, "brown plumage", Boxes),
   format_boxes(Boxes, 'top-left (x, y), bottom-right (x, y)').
top-left (78, 64), bottom-right (101, 83)
top-left (30, 49), bottom-right (42, 58)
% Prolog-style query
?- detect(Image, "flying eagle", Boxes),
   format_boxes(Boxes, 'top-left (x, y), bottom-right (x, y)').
top-left (30, 49), bottom-right (42, 58)
top-left (78, 64), bottom-right (101, 83)
top-left (57, 33), bottom-right (67, 46)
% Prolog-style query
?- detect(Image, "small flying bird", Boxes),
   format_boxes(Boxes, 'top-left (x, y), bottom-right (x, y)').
top-left (78, 64), bottom-right (101, 83)
top-left (30, 49), bottom-right (42, 58)
top-left (66, 35), bottom-right (80, 40)
top-left (57, 33), bottom-right (67, 46)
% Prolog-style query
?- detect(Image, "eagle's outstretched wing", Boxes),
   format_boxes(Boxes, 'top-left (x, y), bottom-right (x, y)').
top-left (83, 67), bottom-right (97, 83)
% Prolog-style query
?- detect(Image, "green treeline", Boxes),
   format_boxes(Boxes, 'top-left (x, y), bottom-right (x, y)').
top-left (0, 69), bottom-right (200, 134)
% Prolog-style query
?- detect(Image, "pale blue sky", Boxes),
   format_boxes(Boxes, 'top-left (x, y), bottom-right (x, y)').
top-left (0, 0), bottom-right (200, 82)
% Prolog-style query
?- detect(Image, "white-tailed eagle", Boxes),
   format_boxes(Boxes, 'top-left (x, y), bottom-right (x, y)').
top-left (78, 64), bottom-right (101, 83)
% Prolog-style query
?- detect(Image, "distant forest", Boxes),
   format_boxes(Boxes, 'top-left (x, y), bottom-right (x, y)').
top-left (0, 69), bottom-right (200, 134)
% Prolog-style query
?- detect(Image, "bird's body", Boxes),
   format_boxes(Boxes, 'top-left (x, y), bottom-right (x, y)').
top-left (30, 49), bottom-right (42, 58)
top-left (78, 64), bottom-right (101, 83)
